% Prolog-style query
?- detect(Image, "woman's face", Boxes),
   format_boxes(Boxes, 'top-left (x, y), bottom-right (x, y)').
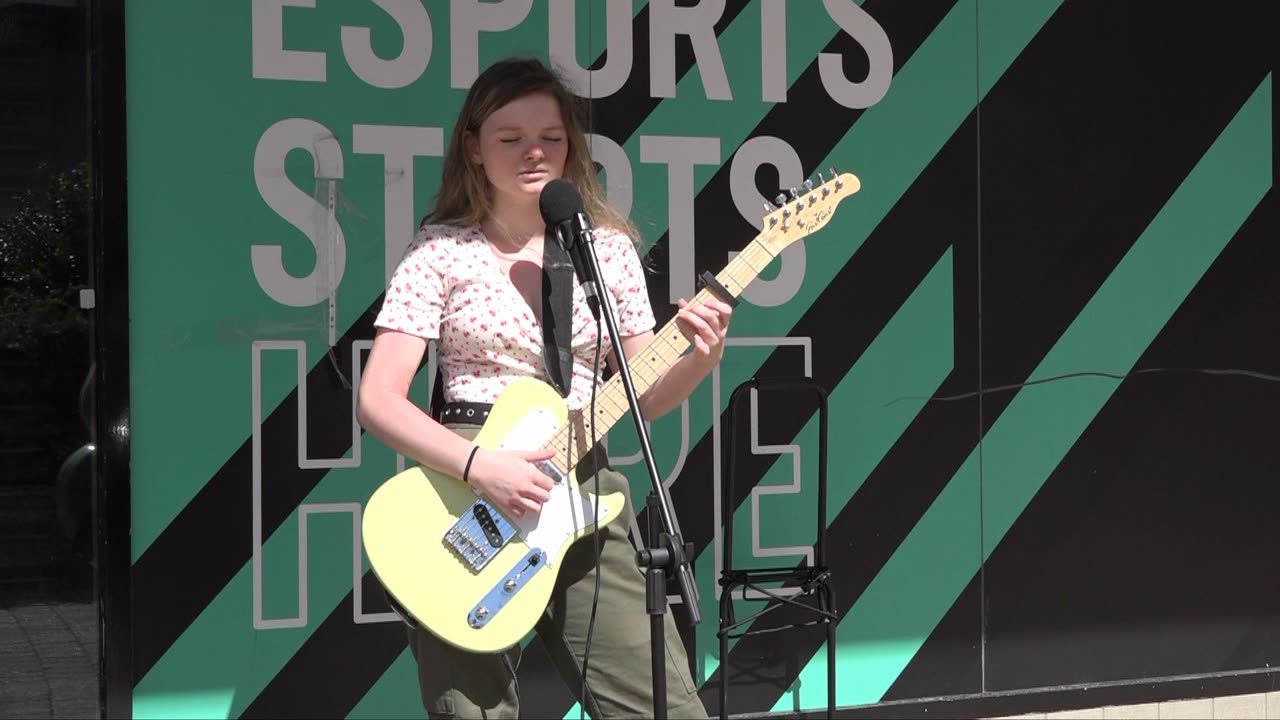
top-left (469, 92), bottom-right (569, 209)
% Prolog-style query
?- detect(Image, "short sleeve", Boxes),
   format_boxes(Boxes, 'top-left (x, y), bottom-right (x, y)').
top-left (600, 230), bottom-right (656, 337)
top-left (374, 229), bottom-right (449, 340)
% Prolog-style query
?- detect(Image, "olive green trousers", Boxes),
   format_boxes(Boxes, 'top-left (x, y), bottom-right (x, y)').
top-left (407, 423), bottom-right (708, 719)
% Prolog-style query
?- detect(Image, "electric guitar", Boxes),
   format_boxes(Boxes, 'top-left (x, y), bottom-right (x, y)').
top-left (362, 171), bottom-right (861, 653)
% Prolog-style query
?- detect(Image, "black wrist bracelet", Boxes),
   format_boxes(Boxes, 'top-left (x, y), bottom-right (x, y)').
top-left (462, 445), bottom-right (480, 484)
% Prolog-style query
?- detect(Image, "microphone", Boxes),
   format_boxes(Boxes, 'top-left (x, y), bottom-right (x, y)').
top-left (538, 178), bottom-right (591, 250)
top-left (539, 179), bottom-right (599, 315)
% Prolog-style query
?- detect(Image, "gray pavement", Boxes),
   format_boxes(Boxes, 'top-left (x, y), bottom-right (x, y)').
top-left (0, 600), bottom-right (99, 719)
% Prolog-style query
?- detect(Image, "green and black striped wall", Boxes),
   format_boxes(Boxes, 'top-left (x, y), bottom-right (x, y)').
top-left (110, 1), bottom-right (1278, 717)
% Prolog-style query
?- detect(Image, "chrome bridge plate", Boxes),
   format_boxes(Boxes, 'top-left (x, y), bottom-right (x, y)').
top-left (468, 549), bottom-right (546, 629)
top-left (443, 499), bottom-right (518, 572)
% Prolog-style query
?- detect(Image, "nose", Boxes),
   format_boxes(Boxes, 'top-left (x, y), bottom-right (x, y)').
top-left (525, 142), bottom-right (545, 161)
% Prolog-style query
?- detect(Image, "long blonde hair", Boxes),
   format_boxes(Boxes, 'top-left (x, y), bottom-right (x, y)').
top-left (425, 57), bottom-right (638, 242)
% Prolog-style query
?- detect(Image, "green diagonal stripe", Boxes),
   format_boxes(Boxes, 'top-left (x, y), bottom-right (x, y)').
top-left (135, 0), bottom-right (1050, 713)
top-left (699, 247), bottom-right (956, 685)
top-left (674, 0), bottom-right (1059, 684)
top-left (134, 2), bottom-right (832, 715)
top-left (778, 73), bottom-right (1273, 712)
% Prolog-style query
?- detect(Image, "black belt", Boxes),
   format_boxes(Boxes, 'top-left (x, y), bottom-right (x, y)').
top-left (435, 401), bottom-right (493, 424)
top-left (435, 400), bottom-right (613, 477)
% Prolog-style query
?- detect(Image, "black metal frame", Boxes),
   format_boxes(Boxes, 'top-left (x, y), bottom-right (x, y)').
top-left (719, 377), bottom-right (836, 720)
top-left (88, 0), bottom-right (132, 717)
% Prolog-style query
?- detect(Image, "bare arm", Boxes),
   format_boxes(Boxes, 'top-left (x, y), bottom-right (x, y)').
top-left (356, 328), bottom-right (553, 518)
top-left (356, 329), bottom-right (475, 476)
top-left (612, 298), bottom-right (733, 420)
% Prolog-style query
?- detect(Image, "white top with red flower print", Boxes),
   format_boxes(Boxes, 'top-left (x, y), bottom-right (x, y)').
top-left (374, 224), bottom-right (656, 411)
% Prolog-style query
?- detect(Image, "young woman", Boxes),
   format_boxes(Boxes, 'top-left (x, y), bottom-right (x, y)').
top-left (356, 57), bottom-right (730, 719)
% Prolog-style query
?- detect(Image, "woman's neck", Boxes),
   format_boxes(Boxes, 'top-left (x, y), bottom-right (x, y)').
top-left (485, 197), bottom-right (545, 249)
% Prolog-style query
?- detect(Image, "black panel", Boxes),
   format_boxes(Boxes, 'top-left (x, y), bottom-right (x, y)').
top-left (983, 194), bottom-right (1280, 690)
top-left (882, 574), bottom-right (983, 702)
top-left (88, 0), bottom-right (131, 715)
top-left (979, 0), bottom-right (1280, 694)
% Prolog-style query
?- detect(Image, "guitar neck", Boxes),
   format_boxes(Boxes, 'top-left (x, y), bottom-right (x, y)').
top-left (548, 235), bottom-right (778, 475)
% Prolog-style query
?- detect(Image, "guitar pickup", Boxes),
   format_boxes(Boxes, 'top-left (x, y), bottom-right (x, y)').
top-left (443, 499), bottom-right (518, 572)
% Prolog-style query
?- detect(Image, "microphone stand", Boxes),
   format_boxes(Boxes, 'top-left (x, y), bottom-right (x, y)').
top-left (565, 222), bottom-right (700, 720)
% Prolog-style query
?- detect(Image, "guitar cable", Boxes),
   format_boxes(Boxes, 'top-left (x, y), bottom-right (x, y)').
top-left (578, 326), bottom-right (605, 720)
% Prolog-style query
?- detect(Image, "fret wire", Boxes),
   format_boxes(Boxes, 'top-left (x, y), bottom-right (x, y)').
top-left (539, 236), bottom-right (786, 477)
top-left (718, 272), bottom-right (745, 294)
top-left (733, 251), bottom-right (766, 274)
top-left (659, 332), bottom-right (686, 357)
top-left (749, 237), bottom-right (777, 259)
top-left (590, 402), bottom-right (617, 433)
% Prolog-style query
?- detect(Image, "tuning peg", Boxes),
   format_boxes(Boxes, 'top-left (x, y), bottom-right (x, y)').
top-left (804, 179), bottom-right (814, 192)
top-left (817, 171), bottom-right (826, 184)
top-left (763, 200), bottom-right (776, 213)
top-left (774, 193), bottom-right (787, 207)
top-left (789, 187), bottom-right (799, 200)
top-left (828, 166), bottom-right (837, 176)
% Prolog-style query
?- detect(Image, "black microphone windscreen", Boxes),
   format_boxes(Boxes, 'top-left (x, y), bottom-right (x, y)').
top-left (538, 178), bottom-right (584, 227)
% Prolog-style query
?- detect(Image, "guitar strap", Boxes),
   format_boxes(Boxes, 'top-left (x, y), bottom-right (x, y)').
top-left (540, 232), bottom-right (575, 399)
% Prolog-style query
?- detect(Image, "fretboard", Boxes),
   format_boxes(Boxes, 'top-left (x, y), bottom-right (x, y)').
top-left (545, 234), bottom-right (778, 476)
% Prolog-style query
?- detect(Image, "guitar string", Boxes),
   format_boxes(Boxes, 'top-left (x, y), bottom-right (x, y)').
top-left (543, 237), bottom-right (779, 474)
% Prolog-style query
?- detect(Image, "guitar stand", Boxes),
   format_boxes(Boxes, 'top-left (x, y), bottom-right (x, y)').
top-left (718, 377), bottom-right (836, 720)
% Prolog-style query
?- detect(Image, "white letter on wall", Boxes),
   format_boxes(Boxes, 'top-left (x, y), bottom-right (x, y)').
top-left (587, 133), bottom-right (633, 219)
top-left (352, 125), bottom-right (445, 284)
top-left (728, 136), bottom-right (806, 307)
top-left (760, 0), bottom-right (788, 102)
top-left (639, 135), bottom-right (721, 304)
top-left (548, 0), bottom-right (633, 98)
top-left (649, 0), bottom-right (731, 100)
top-left (252, 119), bottom-right (346, 306)
top-left (450, 0), bottom-right (534, 88)
top-left (820, 0), bottom-right (893, 108)
top-left (252, 0), bottom-right (326, 82)
top-left (341, 0), bottom-right (433, 89)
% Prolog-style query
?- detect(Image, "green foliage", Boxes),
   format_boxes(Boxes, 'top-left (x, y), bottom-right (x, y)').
top-left (0, 162), bottom-right (91, 357)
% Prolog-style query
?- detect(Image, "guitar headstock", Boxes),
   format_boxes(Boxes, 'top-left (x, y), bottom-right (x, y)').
top-left (757, 169), bottom-right (861, 255)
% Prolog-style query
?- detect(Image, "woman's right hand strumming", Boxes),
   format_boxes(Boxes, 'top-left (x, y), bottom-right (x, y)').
top-left (466, 446), bottom-right (558, 519)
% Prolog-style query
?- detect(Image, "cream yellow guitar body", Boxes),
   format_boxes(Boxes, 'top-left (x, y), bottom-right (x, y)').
top-left (362, 171), bottom-right (860, 654)
top-left (363, 377), bottom-right (626, 653)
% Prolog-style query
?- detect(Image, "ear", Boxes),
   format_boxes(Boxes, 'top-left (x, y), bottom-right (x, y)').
top-left (465, 131), bottom-right (482, 164)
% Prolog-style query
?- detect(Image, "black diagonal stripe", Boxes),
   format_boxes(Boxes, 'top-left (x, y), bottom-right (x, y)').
top-left (882, 573), bottom-right (984, 701)
top-left (702, 2), bottom-right (1279, 714)
top-left (983, 192), bottom-right (1279, 692)
top-left (700, 113), bottom-right (982, 714)
top-left (587, 0), bottom-right (751, 142)
top-left (635, 0), bottom-right (958, 580)
top-left (240, 3), bottom-right (758, 713)
top-left (529, 1), bottom-right (960, 716)
top-left (241, 573), bottom-right (406, 718)
top-left (131, 301), bottom-right (381, 683)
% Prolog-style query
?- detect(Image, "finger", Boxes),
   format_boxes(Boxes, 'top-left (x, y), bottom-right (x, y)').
top-left (523, 446), bottom-right (556, 460)
top-left (523, 497), bottom-right (544, 514)
top-left (530, 472), bottom-right (555, 491)
top-left (679, 308), bottom-right (714, 336)
top-left (688, 304), bottom-right (725, 331)
top-left (524, 485), bottom-right (552, 504)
